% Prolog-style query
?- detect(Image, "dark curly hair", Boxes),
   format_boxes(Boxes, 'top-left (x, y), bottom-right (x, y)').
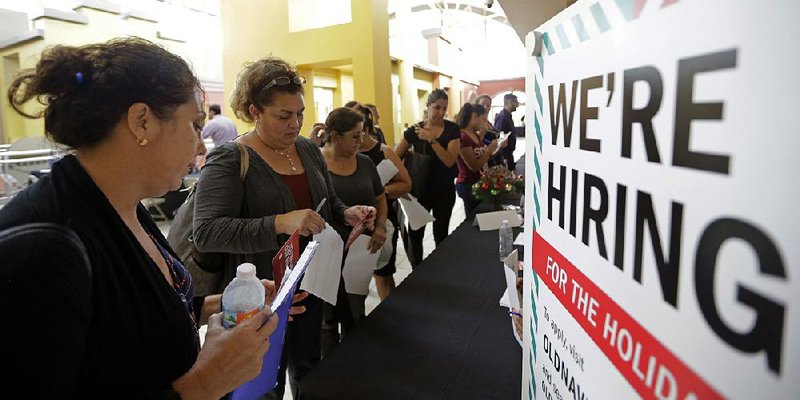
top-left (7, 37), bottom-right (200, 149)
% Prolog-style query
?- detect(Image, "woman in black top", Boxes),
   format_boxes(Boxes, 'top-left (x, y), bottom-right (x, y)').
top-left (394, 89), bottom-right (461, 267)
top-left (351, 103), bottom-right (411, 299)
top-left (320, 107), bottom-right (387, 353)
top-left (0, 38), bottom-right (278, 399)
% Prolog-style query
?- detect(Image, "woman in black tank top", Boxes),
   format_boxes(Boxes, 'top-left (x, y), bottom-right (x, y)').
top-left (351, 103), bottom-right (412, 299)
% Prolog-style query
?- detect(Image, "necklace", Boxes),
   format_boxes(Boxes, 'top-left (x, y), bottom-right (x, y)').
top-left (330, 152), bottom-right (353, 172)
top-left (255, 132), bottom-right (297, 172)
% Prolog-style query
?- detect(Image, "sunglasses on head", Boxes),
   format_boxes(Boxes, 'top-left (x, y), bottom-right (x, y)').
top-left (263, 76), bottom-right (306, 91)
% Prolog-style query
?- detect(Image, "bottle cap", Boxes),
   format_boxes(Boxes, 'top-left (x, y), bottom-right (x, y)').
top-left (236, 263), bottom-right (257, 279)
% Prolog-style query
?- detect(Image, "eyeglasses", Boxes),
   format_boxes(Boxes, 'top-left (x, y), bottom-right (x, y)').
top-left (263, 76), bottom-right (306, 91)
top-left (350, 131), bottom-right (366, 140)
top-left (337, 130), bottom-right (365, 140)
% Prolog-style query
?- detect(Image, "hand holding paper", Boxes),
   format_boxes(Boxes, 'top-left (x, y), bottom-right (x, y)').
top-left (300, 224), bottom-right (343, 305)
top-left (342, 235), bottom-right (381, 295)
top-left (492, 132), bottom-right (510, 156)
top-left (398, 194), bottom-right (435, 231)
top-left (376, 159), bottom-right (400, 186)
top-left (345, 215), bottom-right (368, 251)
top-left (344, 205), bottom-right (376, 232)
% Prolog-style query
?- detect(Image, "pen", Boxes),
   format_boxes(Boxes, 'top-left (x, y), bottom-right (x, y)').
top-left (314, 198), bottom-right (327, 213)
top-left (509, 311), bottom-right (522, 317)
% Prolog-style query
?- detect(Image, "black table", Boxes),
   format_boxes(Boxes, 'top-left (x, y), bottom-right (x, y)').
top-left (298, 217), bottom-right (522, 400)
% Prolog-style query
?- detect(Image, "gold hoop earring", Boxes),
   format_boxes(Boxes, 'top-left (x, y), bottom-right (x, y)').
top-left (137, 137), bottom-right (148, 146)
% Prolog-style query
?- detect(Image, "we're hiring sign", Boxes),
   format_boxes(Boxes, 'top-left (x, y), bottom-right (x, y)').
top-left (522, 0), bottom-right (799, 399)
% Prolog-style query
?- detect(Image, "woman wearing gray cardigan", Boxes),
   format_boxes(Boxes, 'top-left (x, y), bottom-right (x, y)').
top-left (193, 56), bottom-right (375, 400)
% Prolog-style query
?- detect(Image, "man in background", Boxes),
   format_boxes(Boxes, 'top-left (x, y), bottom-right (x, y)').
top-left (493, 93), bottom-right (519, 168)
top-left (201, 104), bottom-right (238, 147)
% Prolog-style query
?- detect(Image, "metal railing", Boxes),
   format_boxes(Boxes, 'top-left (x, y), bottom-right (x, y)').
top-left (0, 148), bottom-right (61, 203)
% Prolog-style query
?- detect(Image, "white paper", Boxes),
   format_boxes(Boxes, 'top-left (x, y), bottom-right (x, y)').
top-left (513, 232), bottom-right (525, 246)
top-left (499, 288), bottom-right (510, 308)
top-left (503, 248), bottom-right (522, 347)
top-left (511, 318), bottom-right (522, 347)
top-left (492, 131), bottom-right (511, 155)
top-left (271, 241), bottom-right (318, 313)
top-left (376, 159), bottom-right (399, 186)
top-left (342, 234), bottom-right (381, 295)
top-left (475, 210), bottom-right (521, 231)
top-left (300, 224), bottom-right (343, 305)
top-left (375, 219), bottom-right (395, 270)
top-left (398, 194), bottom-right (435, 231)
top-left (503, 249), bottom-right (521, 310)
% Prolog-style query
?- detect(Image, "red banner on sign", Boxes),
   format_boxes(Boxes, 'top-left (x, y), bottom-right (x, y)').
top-left (532, 232), bottom-right (723, 399)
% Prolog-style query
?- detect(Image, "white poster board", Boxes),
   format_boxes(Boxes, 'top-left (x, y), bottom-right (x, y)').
top-left (522, 1), bottom-right (800, 399)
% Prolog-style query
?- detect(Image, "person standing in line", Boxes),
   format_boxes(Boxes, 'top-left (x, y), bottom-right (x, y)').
top-left (343, 100), bottom-right (386, 145)
top-left (455, 103), bottom-right (504, 216)
top-left (475, 94), bottom-right (496, 143)
top-left (351, 103), bottom-right (411, 299)
top-left (364, 103), bottom-right (387, 145)
top-left (474, 94), bottom-right (506, 168)
top-left (0, 37), bottom-right (281, 399)
top-left (493, 93), bottom-right (519, 168)
top-left (201, 103), bottom-right (239, 147)
top-left (192, 57), bottom-right (375, 399)
top-left (394, 89), bottom-right (460, 268)
top-left (320, 107), bottom-right (388, 352)
top-left (475, 94), bottom-right (492, 112)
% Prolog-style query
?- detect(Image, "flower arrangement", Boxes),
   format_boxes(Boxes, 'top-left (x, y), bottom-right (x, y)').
top-left (471, 165), bottom-right (524, 201)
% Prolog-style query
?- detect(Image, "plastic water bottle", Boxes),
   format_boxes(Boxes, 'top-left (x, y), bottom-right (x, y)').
top-left (221, 263), bottom-right (265, 329)
top-left (499, 219), bottom-right (514, 262)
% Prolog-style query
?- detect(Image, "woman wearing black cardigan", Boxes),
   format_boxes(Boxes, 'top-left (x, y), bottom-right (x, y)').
top-left (0, 38), bottom-right (280, 399)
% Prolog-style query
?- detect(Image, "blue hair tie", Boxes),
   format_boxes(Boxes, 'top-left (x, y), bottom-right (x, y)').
top-left (75, 72), bottom-right (84, 85)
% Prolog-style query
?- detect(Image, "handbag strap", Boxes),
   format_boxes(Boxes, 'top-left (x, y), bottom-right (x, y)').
top-left (184, 142), bottom-right (250, 199)
top-left (236, 141), bottom-right (250, 179)
top-left (234, 141), bottom-right (250, 218)
top-left (415, 122), bottom-right (428, 155)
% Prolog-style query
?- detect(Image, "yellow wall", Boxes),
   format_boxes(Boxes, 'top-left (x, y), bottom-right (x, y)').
top-left (0, 41), bottom-right (44, 143)
top-left (0, 6), bottom-right (220, 144)
top-left (340, 72), bottom-right (354, 108)
top-left (220, 0), bottom-right (395, 143)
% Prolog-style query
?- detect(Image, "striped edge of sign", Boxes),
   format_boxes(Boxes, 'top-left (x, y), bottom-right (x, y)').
top-left (536, 0), bottom-right (680, 57)
top-left (527, 41), bottom-right (546, 400)
top-left (526, 1), bottom-right (682, 398)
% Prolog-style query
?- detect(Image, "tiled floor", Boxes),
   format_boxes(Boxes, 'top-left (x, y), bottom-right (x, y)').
top-left (157, 138), bottom-right (525, 399)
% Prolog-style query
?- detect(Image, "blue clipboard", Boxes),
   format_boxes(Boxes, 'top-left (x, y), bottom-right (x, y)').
top-left (231, 241), bottom-right (319, 400)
